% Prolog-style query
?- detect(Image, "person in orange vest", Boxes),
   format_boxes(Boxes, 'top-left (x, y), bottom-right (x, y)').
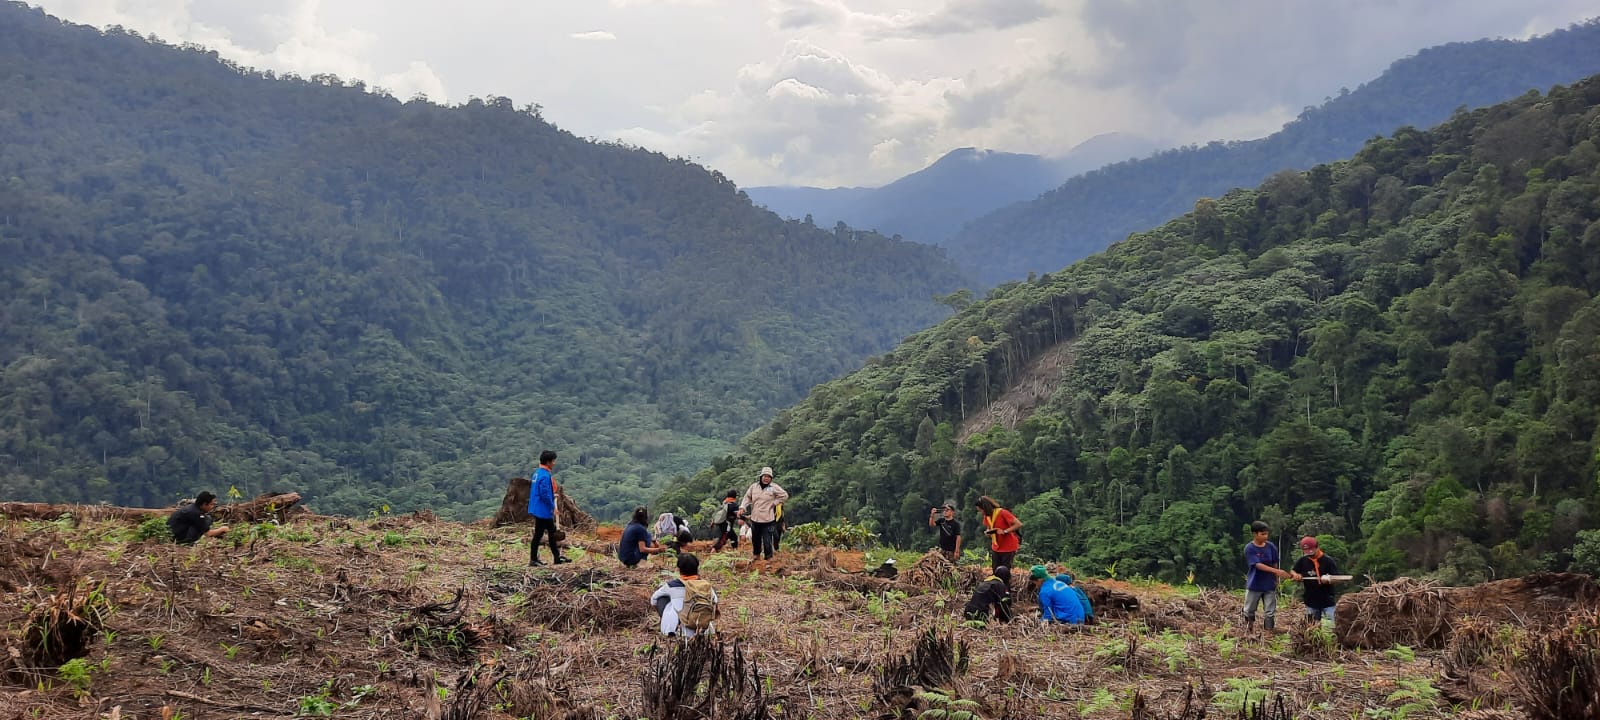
top-left (975, 496), bottom-right (1023, 571)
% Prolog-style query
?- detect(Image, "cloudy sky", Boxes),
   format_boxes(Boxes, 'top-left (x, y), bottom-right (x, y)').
top-left (29, 0), bottom-right (1600, 187)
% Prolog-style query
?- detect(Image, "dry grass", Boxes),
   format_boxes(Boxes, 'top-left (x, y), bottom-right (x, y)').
top-left (1, 513), bottom-right (1593, 720)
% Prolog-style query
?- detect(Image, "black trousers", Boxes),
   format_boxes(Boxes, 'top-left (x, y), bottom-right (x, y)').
top-left (531, 516), bottom-right (560, 563)
top-left (751, 521), bottom-right (777, 559)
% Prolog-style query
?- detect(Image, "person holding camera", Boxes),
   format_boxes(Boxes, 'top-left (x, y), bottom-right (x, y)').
top-left (928, 501), bottom-right (962, 562)
top-left (975, 496), bottom-right (1023, 570)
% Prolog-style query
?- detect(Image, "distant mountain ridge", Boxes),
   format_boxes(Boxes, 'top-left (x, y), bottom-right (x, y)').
top-left (745, 132), bottom-right (1156, 245)
top-left (948, 19), bottom-right (1600, 287)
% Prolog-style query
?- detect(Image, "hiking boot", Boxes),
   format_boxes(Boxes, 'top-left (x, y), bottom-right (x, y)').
top-left (553, 556), bottom-right (572, 564)
top-left (530, 559), bottom-right (547, 567)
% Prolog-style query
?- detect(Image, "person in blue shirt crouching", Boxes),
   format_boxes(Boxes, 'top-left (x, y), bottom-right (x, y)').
top-left (1034, 565), bottom-right (1084, 624)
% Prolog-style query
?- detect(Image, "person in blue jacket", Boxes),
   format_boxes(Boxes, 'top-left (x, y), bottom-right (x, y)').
top-left (528, 450), bottom-right (569, 566)
top-left (1035, 566), bottom-right (1083, 624)
top-left (1057, 573), bottom-right (1094, 624)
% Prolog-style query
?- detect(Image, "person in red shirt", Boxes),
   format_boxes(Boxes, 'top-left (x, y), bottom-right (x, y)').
top-left (975, 496), bottom-right (1023, 571)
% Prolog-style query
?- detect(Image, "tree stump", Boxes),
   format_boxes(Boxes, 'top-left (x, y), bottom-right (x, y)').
top-left (492, 478), bottom-right (533, 527)
top-left (491, 477), bottom-right (596, 532)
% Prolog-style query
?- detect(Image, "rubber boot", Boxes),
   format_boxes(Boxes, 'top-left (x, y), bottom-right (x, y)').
top-left (1243, 616), bottom-right (1254, 632)
top-left (1264, 616), bottom-right (1275, 632)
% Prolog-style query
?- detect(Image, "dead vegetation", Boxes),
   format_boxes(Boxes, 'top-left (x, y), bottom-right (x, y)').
top-left (1, 507), bottom-right (1596, 720)
top-left (1336, 572), bottom-right (1599, 650)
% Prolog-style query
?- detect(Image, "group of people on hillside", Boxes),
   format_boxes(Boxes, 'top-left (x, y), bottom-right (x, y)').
top-left (166, 454), bottom-right (1342, 639)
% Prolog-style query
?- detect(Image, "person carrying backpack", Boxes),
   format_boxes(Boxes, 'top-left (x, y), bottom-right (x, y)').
top-left (650, 553), bottom-right (719, 638)
top-left (711, 490), bottom-right (740, 551)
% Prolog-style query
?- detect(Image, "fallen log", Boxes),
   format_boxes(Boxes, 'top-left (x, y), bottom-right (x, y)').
top-left (0, 493), bottom-right (303, 525)
top-left (806, 568), bottom-right (917, 596)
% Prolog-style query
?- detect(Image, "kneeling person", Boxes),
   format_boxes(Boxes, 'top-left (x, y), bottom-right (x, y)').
top-left (962, 565), bottom-right (1015, 623)
top-left (167, 491), bottom-right (230, 545)
top-left (651, 553), bottom-right (719, 638)
top-left (1037, 567), bottom-right (1084, 624)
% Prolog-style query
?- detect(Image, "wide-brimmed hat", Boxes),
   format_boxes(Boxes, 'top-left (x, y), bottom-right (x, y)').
top-left (759, 466), bottom-right (774, 478)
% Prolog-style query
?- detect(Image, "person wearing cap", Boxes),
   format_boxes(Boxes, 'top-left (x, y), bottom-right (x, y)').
top-left (739, 466), bottom-right (789, 561)
top-left (1290, 536), bottom-right (1341, 625)
top-left (1035, 566), bottom-right (1084, 624)
top-left (1056, 573), bottom-right (1095, 624)
top-left (1243, 520), bottom-right (1294, 631)
top-left (975, 496), bottom-right (1023, 570)
top-left (962, 565), bottom-right (1015, 623)
top-left (928, 501), bottom-right (963, 562)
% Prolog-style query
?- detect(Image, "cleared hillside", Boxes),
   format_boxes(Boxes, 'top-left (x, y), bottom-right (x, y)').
top-left (662, 73), bottom-right (1600, 589)
top-left (5, 508), bottom-right (1593, 719)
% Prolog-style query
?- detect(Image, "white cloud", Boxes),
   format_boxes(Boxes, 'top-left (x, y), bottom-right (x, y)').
top-left (26, 0), bottom-right (1600, 187)
top-left (36, 0), bottom-right (449, 100)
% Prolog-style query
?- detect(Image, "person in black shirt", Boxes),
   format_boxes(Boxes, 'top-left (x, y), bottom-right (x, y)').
top-left (167, 491), bottom-right (230, 545)
top-left (1290, 536), bottom-right (1341, 625)
top-left (928, 501), bottom-right (962, 562)
top-left (962, 565), bottom-right (1014, 623)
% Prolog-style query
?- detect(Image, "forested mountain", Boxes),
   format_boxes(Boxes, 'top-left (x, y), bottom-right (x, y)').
top-left (746, 133), bottom-right (1154, 246)
top-left (949, 20), bottom-right (1600, 288)
top-left (0, 4), bottom-right (964, 520)
top-left (661, 74), bottom-right (1600, 586)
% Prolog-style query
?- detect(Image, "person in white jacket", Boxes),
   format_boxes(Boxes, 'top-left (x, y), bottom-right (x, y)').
top-left (650, 553), bottom-right (719, 638)
top-left (739, 466), bottom-right (789, 561)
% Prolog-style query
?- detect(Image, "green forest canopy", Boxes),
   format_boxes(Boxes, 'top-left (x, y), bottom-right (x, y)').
top-left (0, 4), bottom-right (965, 520)
top-left (662, 75), bottom-right (1600, 586)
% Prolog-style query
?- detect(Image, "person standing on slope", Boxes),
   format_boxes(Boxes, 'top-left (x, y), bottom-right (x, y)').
top-left (711, 490), bottom-right (741, 551)
top-left (1290, 536), bottom-right (1341, 625)
top-left (529, 450), bottom-right (569, 566)
top-left (740, 466), bottom-right (789, 562)
top-left (975, 496), bottom-right (1023, 571)
top-left (1242, 520), bottom-right (1292, 631)
top-left (929, 501), bottom-right (963, 562)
